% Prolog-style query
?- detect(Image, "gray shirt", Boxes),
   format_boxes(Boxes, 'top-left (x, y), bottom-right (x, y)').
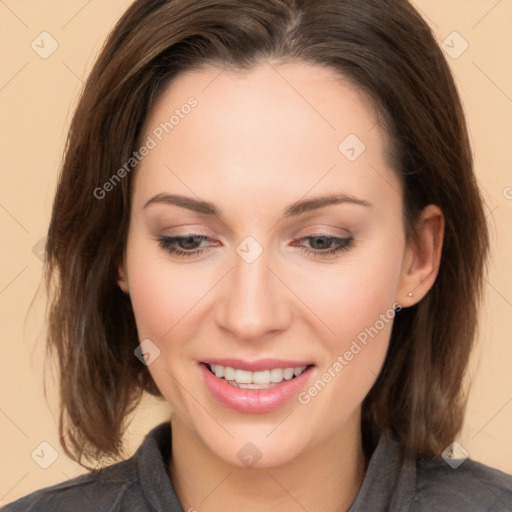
top-left (2, 422), bottom-right (511, 511)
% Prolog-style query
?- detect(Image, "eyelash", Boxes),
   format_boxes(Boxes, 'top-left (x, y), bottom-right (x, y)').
top-left (156, 234), bottom-right (353, 259)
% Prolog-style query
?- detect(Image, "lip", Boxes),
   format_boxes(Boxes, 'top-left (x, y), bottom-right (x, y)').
top-left (202, 358), bottom-right (312, 372)
top-left (199, 361), bottom-right (315, 413)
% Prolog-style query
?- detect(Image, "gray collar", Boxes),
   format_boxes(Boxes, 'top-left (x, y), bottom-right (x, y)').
top-left (138, 422), bottom-right (415, 512)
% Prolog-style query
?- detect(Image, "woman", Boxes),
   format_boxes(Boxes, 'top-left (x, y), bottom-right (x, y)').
top-left (3, 0), bottom-right (511, 511)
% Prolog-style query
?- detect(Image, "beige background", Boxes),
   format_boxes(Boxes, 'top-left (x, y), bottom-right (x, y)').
top-left (1, 0), bottom-right (511, 505)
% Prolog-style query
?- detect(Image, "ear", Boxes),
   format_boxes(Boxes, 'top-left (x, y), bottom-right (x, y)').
top-left (117, 254), bottom-right (130, 294)
top-left (396, 204), bottom-right (444, 307)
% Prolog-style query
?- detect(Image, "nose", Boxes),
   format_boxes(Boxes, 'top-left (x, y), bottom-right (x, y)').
top-left (215, 244), bottom-right (292, 342)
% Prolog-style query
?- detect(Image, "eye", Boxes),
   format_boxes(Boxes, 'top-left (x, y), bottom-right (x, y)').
top-left (157, 234), bottom-right (215, 258)
top-left (294, 235), bottom-right (353, 257)
top-left (156, 233), bottom-right (353, 259)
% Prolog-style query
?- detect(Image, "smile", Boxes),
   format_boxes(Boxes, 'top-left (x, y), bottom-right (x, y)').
top-left (199, 359), bottom-right (315, 413)
top-left (208, 364), bottom-right (308, 389)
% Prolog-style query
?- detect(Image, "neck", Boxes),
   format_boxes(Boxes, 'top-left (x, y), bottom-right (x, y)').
top-left (169, 412), bottom-right (368, 512)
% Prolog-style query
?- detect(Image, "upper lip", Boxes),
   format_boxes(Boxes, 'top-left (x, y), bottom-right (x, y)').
top-left (201, 358), bottom-right (313, 372)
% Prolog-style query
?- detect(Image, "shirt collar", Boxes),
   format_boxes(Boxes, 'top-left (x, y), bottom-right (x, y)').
top-left (137, 421), bottom-right (416, 512)
top-left (348, 431), bottom-right (416, 511)
top-left (137, 421), bottom-right (184, 511)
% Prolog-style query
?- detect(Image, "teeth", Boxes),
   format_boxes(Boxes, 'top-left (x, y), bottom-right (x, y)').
top-left (253, 370), bottom-right (270, 384)
top-left (283, 368), bottom-right (294, 380)
top-left (231, 382), bottom-right (278, 389)
top-left (209, 364), bottom-right (307, 385)
top-left (235, 369), bottom-right (252, 384)
top-left (224, 366), bottom-right (235, 380)
top-left (212, 364), bottom-right (224, 378)
top-left (270, 368), bottom-right (284, 382)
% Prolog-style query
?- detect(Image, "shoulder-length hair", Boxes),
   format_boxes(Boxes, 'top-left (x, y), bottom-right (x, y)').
top-left (45, 0), bottom-right (489, 469)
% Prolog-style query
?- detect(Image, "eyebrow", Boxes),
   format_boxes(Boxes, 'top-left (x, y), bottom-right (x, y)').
top-left (143, 192), bottom-right (372, 217)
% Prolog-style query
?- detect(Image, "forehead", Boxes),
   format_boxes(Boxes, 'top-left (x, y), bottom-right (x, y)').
top-left (133, 61), bottom-right (399, 216)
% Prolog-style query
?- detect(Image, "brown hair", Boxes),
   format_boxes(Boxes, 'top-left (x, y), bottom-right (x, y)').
top-left (45, 0), bottom-right (489, 469)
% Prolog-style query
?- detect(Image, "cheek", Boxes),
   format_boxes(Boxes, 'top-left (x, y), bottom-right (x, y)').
top-left (291, 235), bottom-right (404, 351)
top-left (293, 245), bottom-right (403, 428)
top-left (125, 237), bottom-right (209, 339)
top-left (125, 238), bottom-right (206, 408)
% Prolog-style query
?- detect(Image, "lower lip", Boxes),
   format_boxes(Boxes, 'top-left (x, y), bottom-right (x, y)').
top-left (199, 363), bottom-right (314, 413)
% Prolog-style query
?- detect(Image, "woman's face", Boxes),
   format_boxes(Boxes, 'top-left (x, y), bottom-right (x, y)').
top-left (119, 61), bottom-right (410, 467)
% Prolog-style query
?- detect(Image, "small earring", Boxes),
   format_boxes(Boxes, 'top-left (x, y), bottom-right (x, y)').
top-left (407, 292), bottom-right (413, 297)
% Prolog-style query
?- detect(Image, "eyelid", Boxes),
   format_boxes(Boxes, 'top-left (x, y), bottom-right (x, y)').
top-left (294, 224), bottom-right (352, 238)
top-left (157, 226), bottom-right (219, 243)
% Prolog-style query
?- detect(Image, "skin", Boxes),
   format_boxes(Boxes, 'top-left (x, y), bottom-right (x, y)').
top-left (118, 61), bottom-right (444, 512)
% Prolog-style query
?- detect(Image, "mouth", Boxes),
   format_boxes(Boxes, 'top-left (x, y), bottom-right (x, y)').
top-left (206, 363), bottom-right (309, 389)
top-left (199, 359), bottom-right (315, 413)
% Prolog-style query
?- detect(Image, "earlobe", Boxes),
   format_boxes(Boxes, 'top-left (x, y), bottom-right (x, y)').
top-left (397, 205), bottom-right (444, 307)
top-left (117, 257), bottom-right (130, 294)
